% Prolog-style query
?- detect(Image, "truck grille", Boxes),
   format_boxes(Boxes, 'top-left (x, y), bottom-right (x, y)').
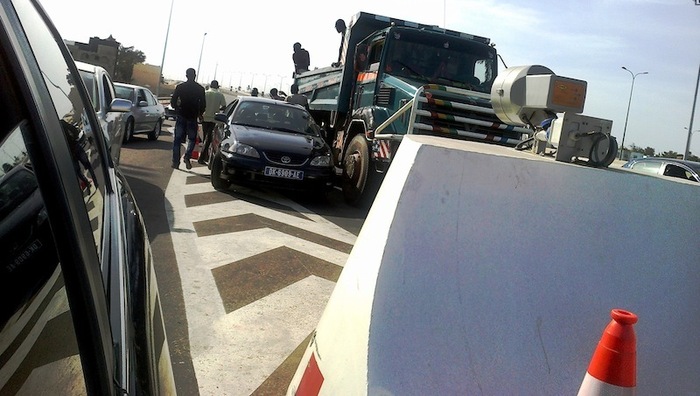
top-left (410, 84), bottom-right (530, 146)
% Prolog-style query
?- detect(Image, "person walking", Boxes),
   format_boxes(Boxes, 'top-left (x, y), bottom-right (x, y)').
top-left (170, 68), bottom-right (205, 169)
top-left (199, 80), bottom-right (227, 164)
top-left (285, 83), bottom-right (308, 110)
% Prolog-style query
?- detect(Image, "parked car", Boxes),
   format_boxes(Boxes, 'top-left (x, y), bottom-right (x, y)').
top-left (74, 61), bottom-right (131, 164)
top-left (114, 82), bottom-right (165, 143)
top-left (0, 0), bottom-right (176, 394)
top-left (622, 157), bottom-right (700, 183)
top-left (208, 96), bottom-right (334, 192)
top-left (164, 101), bottom-right (177, 120)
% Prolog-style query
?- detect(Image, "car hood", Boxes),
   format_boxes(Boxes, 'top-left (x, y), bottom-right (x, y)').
top-left (227, 124), bottom-right (327, 155)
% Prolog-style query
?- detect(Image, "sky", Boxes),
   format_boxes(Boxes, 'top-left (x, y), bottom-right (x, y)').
top-left (41, 0), bottom-right (700, 155)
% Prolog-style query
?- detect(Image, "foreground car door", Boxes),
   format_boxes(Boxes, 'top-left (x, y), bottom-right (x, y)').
top-left (0, 0), bottom-right (175, 394)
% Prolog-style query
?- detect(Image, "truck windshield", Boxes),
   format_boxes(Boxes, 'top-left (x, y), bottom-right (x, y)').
top-left (383, 29), bottom-right (497, 93)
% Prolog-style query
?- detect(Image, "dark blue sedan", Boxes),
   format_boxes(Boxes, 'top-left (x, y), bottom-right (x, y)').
top-left (209, 97), bottom-right (334, 192)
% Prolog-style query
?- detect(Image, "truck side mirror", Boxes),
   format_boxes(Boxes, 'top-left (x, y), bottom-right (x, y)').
top-left (354, 44), bottom-right (369, 72)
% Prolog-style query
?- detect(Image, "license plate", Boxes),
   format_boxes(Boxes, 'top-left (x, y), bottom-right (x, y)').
top-left (264, 166), bottom-right (304, 180)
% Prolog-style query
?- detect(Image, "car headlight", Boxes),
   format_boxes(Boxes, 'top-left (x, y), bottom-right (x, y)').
top-left (310, 155), bottom-right (331, 167)
top-left (223, 142), bottom-right (260, 158)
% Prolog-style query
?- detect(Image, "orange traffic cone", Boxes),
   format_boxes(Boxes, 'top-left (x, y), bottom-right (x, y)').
top-left (578, 309), bottom-right (638, 395)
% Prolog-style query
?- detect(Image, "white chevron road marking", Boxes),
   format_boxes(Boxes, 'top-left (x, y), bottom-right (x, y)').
top-left (165, 165), bottom-right (353, 395)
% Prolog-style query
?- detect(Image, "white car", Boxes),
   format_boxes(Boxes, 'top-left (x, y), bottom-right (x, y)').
top-left (75, 61), bottom-right (131, 164)
top-left (114, 82), bottom-right (165, 143)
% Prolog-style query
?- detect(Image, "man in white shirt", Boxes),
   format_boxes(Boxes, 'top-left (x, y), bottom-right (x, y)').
top-left (199, 80), bottom-right (227, 164)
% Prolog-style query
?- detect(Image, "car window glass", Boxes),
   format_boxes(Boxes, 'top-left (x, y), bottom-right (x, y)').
top-left (102, 74), bottom-right (114, 109)
top-left (114, 85), bottom-right (134, 101)
top-left (225, 99), bottom-right (238, 117)
top-left (0, 124), bottom-right (87, 396)
top-left (630, 160), bottom-right (662, 175)
top-left (15, 0), bottom-right (106, 261)
top-left (146, 90), bottom-right (157, 106)
top-left (137, 89), bottom-right (147, 104)
top-left (79, 69), bottom-right (99, 112)
top-left (1, 2), bottom-right (87, 393)
top-left (663, 164), bottom-right (694, 181)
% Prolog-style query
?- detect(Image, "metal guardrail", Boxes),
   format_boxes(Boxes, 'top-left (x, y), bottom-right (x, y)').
top-left (375, 84), bottom-right (531, 146)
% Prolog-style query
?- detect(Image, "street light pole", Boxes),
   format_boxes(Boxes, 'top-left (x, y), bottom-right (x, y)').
top-left (683, 63), bottom-right (700, 160)
top-left (619, 66), bottom-right (648, 160)
top-left (155, 0), bottom-right (174, 98)
top-left (197, 32), bottom-right (207, 83)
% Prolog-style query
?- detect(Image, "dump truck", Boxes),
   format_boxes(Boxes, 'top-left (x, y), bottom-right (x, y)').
top-left (295, 12), bottom-right (532, 204)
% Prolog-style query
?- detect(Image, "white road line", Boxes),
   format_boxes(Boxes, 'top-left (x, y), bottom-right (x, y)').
top-left (164, 164), bottom-right (353, 395)
top-left (192, 276), bottom-right (335, 396)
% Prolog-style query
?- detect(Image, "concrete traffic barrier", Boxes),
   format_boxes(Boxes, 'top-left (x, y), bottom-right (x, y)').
top-left (287, 135), bottom-right (700, 395)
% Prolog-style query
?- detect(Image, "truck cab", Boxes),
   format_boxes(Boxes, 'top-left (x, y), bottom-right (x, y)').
top-left (296, 12), bottom-right (530, 204)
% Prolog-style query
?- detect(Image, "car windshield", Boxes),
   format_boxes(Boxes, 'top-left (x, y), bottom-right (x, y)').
top-left (231, 101), bottom-right (321, 136)
top-left (382, 28), bottom-right (497, 93)
top-left (114, 85), bottom-right (134, 101)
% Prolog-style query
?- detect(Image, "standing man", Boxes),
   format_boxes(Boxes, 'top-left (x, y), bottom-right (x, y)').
top-left (285, 83), bottom-right (308, 110)
top-left (292, 42), bottom-right (310, 76)
top-left (171, 68), bottom-right (205, 169)
top-left (332, 19), bottom-right (346, 67)
top-left (198, 80), bottom-right (227, 164)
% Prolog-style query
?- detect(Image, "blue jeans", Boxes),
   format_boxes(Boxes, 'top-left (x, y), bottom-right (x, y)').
top-left (173, 116), bottom-right (199, 165)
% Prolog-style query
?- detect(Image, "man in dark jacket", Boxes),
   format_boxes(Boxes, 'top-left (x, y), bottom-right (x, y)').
top-left (171, 68), bottom-right (205, 169)
top-left (292, 42), bottom-right (310, 76)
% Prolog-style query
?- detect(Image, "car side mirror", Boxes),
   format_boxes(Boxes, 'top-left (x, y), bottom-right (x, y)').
top-left (109, 98), bottom-right (132, 113)
top-left (138, 100), bottom-right (148, 107)
top-left (214, 112), bottom-right (228, 123)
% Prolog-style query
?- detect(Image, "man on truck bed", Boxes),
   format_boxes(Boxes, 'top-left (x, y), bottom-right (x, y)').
top-left (292, 42), bottom-right (310, 75)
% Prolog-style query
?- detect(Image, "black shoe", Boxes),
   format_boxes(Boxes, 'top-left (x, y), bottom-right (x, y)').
top-left (185, 159), bottom-right (192, 169)
top-left (171, 163), bottom-right (179, 169)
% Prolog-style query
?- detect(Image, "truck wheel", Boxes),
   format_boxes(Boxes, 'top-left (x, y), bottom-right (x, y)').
top-left (342, 134), bottom-right (371, 205)
top-left (210, 153), bottom-right (230, 190)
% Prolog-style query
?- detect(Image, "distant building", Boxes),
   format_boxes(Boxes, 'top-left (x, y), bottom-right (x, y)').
top-left (131, 63), bottom-right (161, 89)
top-left (64, 36), bottom-right (119, 76)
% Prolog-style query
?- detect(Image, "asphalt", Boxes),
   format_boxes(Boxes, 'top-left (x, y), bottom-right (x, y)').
top-left (118, 124), bottom-right (199, 395)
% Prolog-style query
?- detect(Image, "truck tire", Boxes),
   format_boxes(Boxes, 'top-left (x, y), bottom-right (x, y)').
top-left (342, 134), bottom-right (372, 205)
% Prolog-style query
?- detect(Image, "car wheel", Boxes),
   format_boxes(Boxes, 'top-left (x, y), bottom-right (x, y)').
top-left (148, 120), bottom-right (162, 141)
top-left (123, 117), bottom-right (134, 144)
top-left (341, 134), bottom-right (373, 205)
top-left (210, 153), bottom-right (230, 190)
top-left (207, 145), bottom-right (215, 170)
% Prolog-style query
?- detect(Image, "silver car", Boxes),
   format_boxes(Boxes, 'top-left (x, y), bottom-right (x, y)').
top-left (622, 157), bottom-right (700, 183)
top-left (114, 82), bottom-right (166, 142)
top-left (75, 61), bottom-right (131, 164)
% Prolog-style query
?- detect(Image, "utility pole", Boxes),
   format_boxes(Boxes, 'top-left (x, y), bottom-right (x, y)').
top-left (684, 63), bottom-right (700, 160)
top-left (197, 32), bottom-right (207, 83)
top-left (155, 0), bottom-right (174, 98)
top-left (619, 67), bottom-right (648, 160)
